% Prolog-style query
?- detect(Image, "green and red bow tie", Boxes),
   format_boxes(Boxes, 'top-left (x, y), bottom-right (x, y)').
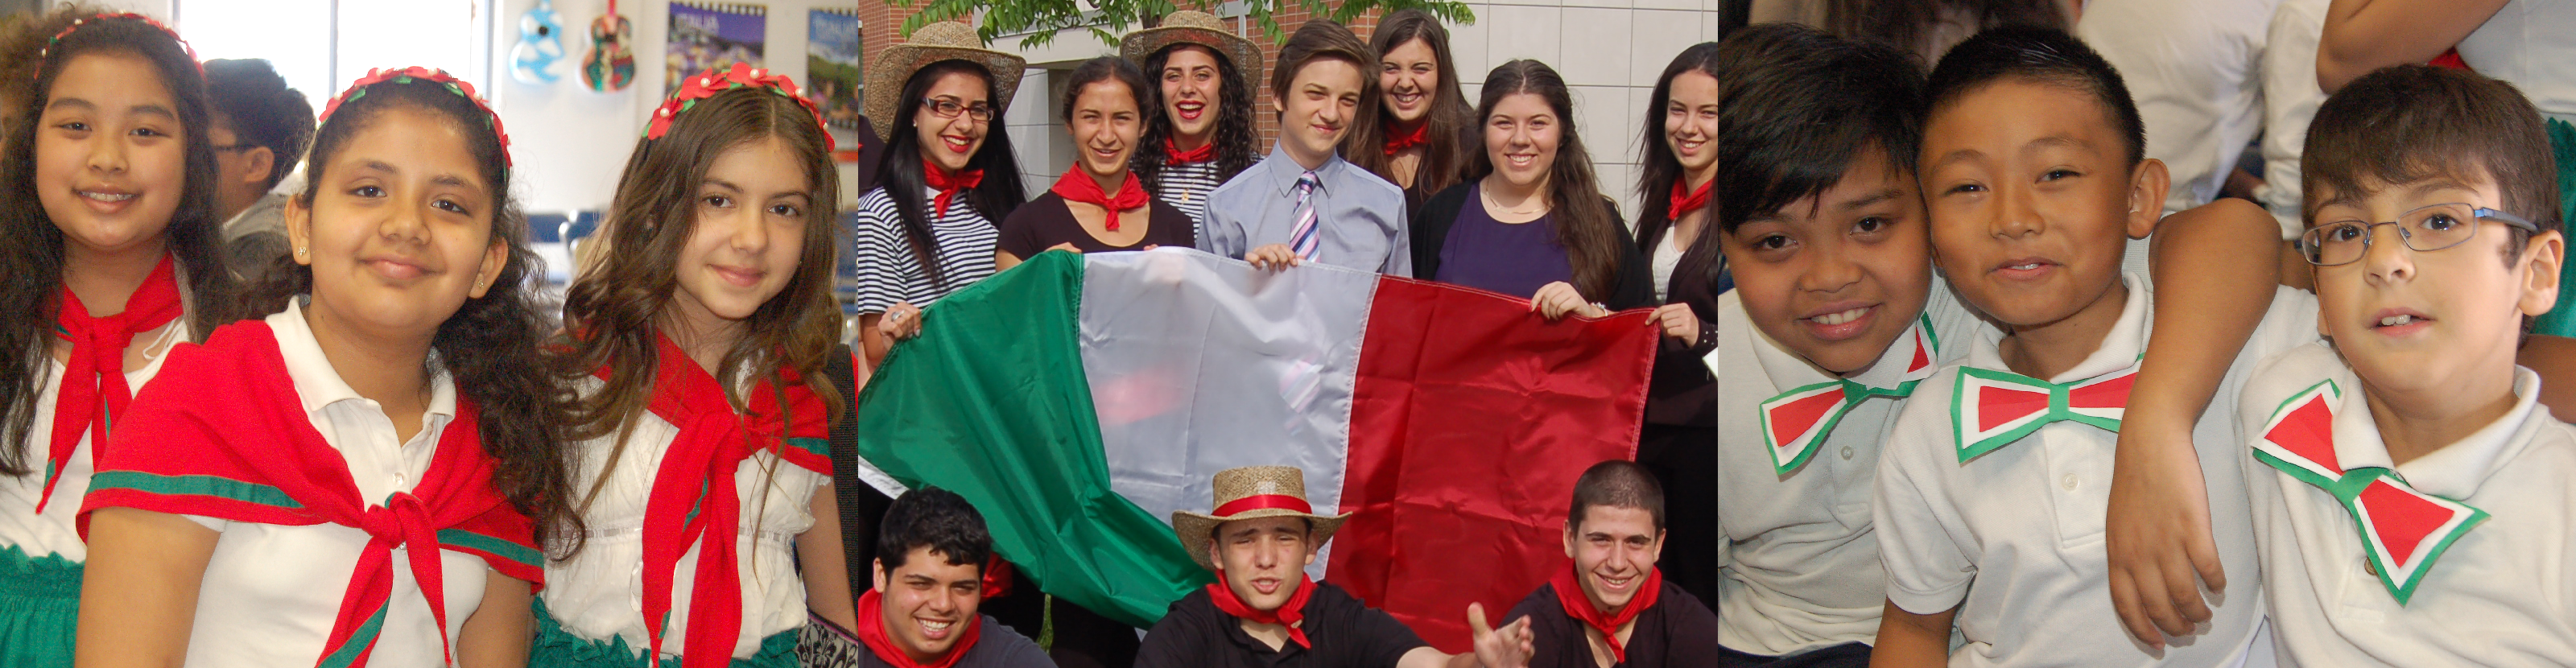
top-left (2252, 380), bottom-right (2487, 605)
top-left (1951, 360), bottom-right (2139, 462)
top-left (1758, 319), bottom-right (1938, 476)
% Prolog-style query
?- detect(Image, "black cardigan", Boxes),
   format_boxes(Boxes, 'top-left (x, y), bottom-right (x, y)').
top-left (1408, 182), bottom-right (1658, 311)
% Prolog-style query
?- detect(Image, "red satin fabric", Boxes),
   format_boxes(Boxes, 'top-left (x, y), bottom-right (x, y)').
top-left (1050, 167), bottom-right (1150, 232)
top-left (1166, 138), bottom-right (1216, 164)
top-left (1668, 179), bottom-right (1713, 220)
top-left (1206, 572), bottom-right (1317, 649)
top-left (1550, 564), bottom-right (1663, 663)
top-left (42, 254), bottom-right (182, 511)
top-left (923, 160), bottom-right (985, 220)
top-left (855, 589), bottom-right (984, 668)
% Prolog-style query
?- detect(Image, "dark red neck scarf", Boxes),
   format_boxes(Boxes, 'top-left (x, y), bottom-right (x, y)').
top-left (923, 160), bottom-right (985, 220)
top-left (855, 588), bottom-right (984, 668)
top-left (1206, 571), bottom-right (1318, 649)
top-left (614, 335), bottom-right (832, 668)
top-left (1550, 564), bottom-right (1663, 664)
top-left (42, 253), bottom-right (182, 511)
top-left (78, 320), bottom-right (541, 668)
top-left (1050, 167), bottom-right (1151, 232)
top-left (1668, 178), bottom-right (1713, 221)
top-left (1166, 138), bottom-right (1216, 164)
top-left (1382, 120), bottom-right (1429, 155)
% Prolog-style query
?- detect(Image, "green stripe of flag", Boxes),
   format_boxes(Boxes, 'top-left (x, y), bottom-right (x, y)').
top-left (852, 251), bottom-right (1208, 628)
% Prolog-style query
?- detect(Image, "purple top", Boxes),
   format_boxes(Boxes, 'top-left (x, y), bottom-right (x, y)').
top-left (1434, 183), bottom-right (1573, 299)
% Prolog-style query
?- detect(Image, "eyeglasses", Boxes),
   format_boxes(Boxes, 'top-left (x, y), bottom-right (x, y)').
top-left (920, 97), bottom-right (994, 122)
top-left (2296, 202), bottom-right (2539, 266)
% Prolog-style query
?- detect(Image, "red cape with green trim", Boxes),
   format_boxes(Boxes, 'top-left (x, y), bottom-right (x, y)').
top-left (79, 320), bottom-right (543, 668)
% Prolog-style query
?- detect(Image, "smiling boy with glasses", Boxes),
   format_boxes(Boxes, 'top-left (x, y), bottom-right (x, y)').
top-left (2236, 64), bottom-right (2576, 666)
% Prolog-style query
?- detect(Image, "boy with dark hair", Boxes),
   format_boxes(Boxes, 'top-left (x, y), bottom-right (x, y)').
top-left (1503, 460), bottom-right (1719, 668)
top-left (1199, 19), bottom-right (1409, 274)
top-left (825, 486), bottom-right (1050, 668)
top-left (1868, 26), bottom-right (2317, 667)
top-left (1708, 23), bottom-right (2283, 668)
top-left (2239, 64), bottom-right (2574, 665)
top-left (201, 58), bottom-right (315, 281)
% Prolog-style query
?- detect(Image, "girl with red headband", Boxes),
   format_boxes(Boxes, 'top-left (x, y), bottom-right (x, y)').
top-left (535, 64), bottom-right (859, 668)
top-left (76, 67), bottom-right (576, 668)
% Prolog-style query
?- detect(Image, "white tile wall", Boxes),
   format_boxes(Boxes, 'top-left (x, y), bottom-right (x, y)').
top-left (1558, 8), bottom-right (1633, 88)
top-left (1486, 4), bottom-right (1563, 68)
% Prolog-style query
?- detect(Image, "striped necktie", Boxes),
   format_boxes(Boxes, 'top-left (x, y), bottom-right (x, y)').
top-left (1289, 171), bottom-right (1322, 261)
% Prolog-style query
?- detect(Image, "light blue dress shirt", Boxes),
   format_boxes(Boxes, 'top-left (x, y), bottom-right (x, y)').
top-left (1197, 145), bottom-right (1412, 275)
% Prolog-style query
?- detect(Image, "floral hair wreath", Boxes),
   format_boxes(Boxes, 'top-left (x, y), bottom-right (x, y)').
top-left (37, 13), bottom-right (200, 80)
top-left (648, 62), bottom-right (835, 152)
top-left (320, 67), bottom-right (514, 176)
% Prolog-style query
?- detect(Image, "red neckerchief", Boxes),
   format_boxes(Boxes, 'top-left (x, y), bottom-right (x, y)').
top-left (1206, 571), bottom-right (1318, 649)
top-left (1166, 138), bottom-right (1217, 164)
top-left (1382, 120), bottom-right (1429, 155)
top-left (613, 335), bottom-right (832, 668)
top-left (923, 160), bottom-right (985, 220)
top-left (1668, 178), bottom-right (1713, 221)
top-left (78, 320), bottom-right (542, 668)
top-left (42, 254), bottom-right (182, 511)
top-left (1050, 167), bottom-right (1151, 232)
top-left (1550, 563), bottom-right (1662, 664)
top-left (854, 588), bottom-right (984, 668)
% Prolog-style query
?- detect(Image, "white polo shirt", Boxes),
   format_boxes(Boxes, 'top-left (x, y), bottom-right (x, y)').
top-left (2077, 0), bottom-right (2282, 216)
top-left (2239, 344), bottom-right (2576, 666)
top-left (1873, 274), bottom-right (2315, 667)
top-left (1714, 278), bottom-right (1986, 656)
top-left (0, 320), bottom-right (187, 562)
top-left (178, 301), bottom-right (495, 668)
top-left (542, 376), bottom-right (829, 661)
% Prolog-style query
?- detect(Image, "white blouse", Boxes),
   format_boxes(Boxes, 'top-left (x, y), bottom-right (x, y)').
top-left (540, 375), bottom-right (830, 661)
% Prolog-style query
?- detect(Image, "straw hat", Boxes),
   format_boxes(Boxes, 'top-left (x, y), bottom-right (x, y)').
top-left (863, 21), bottom-right (1028, 141)
top-left (1172, 466), bottom-right (1352, 571)
top-left (1119, 10), bottom-right (1261, 86)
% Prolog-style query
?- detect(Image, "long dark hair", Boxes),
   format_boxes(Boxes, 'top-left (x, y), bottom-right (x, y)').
top-left (0, 14), bottom-right (253, 476)
top-left (242, 76), bottom-right (580, 555)
top-left (1347, 9), bottom-right (1473, 199)
top-left (873, 60), bottom-right (1026, 287)
top-left (1823, 0), bottom-right (2066, 60)
top-left (1131, 43), bottom-right (1257, 190)
top-left (556, 85), bottom-right (846, 513)
top-left (1636, 42), bottom-right (1721, 256)
top-left (1468, 60), bottom-right (1624, 302)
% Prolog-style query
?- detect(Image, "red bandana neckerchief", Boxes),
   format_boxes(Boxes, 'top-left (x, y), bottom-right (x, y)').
top-left (1166, 138), bottom-right (1217, 164)
top-left (1050, 167), bottom-right (1150, 232)
top-left (2249, 379), bottom-right (2489, 605)
top-left (1668, 179), bottom-right (1713, 220)
top-left (854, 588), bottom-right (984, 668)
top-left (41, 254), bottom-right (182, 511)
top-left (1206, 571), bottom-right (1318, 649)
top-left (1382, 120), bottom-right (1429, 155)
top-left (607, 335), bottom-right (832, 668)
top-left (78, 320), bottom-right (542, 668)
top-left (1550, 564), bottom-right (1663, 664)
top-left (923, 161), bottom-right (985, 221)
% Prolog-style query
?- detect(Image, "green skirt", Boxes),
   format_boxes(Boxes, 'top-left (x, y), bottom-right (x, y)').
top-left (2536, 118), bottom-right (2576, 337)
top-left (529, 598), bottom-right (799, 668)
top-left (0, 544), bottom-right (80, 668)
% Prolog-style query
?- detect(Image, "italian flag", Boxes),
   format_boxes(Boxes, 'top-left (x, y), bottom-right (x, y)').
top-left (848, 249), bottom-right (1657, 650)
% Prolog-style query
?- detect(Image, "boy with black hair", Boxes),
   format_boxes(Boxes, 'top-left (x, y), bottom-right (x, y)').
top-left (2239, 64), bottom-right (2574, 665)
top-left (1709, 23), bottom-right (2285, 668)
top-left (1199, 19), bottom-right (1410, 275)
top-left (1868, 26), bottom-right (2318, 667)
top-left (824, 486), bottom-right (1050, 668)
top-left (202, 58), bottom-right (314, 281)
top-left (1503, 460), bottom-right (1719, 668)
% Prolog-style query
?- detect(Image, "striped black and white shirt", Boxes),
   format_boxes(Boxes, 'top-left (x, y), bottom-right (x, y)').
top-left (850, 185), bottom-right (1000, 314)
top-left (1152, 159), bottom-right (1225, 241)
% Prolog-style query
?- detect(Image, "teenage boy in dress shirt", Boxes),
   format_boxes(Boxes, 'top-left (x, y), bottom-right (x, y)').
top-left (1199, 20), bottom-right (1410, 275)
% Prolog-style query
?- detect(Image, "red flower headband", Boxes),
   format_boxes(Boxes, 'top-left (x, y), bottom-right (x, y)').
top-left (38, 13), bottom-right (200, 79)
top-left (648, 63), bottom-right (835, 151)
top-left (320, 67), bottom-right (513, 175)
